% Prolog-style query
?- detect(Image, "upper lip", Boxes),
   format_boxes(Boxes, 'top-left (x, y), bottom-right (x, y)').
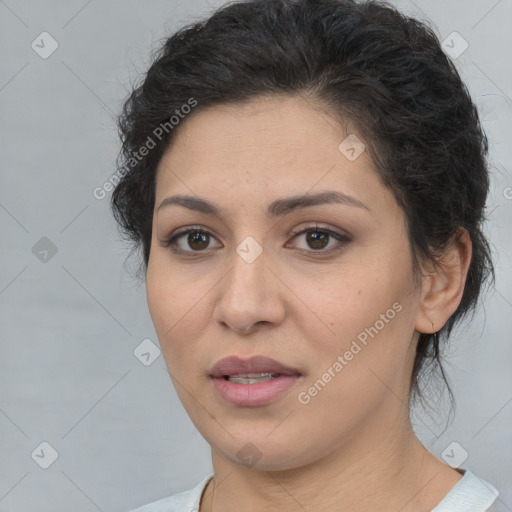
top-left (209, 355), bottom-right (302, 378)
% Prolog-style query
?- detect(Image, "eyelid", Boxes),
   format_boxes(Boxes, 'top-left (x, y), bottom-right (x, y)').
top-left (288, 222), bottom-right (349, 240)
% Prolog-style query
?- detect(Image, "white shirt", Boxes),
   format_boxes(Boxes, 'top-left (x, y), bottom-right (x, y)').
top-left (130, 469), bottom-right (499, 512)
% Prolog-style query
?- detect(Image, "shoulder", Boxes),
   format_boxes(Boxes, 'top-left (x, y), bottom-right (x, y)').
top-left (129, 474), bottom-right (214, 512)
top-left (431, 469), bottom-right (499, 512)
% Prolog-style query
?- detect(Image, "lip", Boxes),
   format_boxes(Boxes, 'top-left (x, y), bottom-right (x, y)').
top-left (209, 355), bottom-right (302, 378)
top-left (209, 355), bottom-right (303, 407)
top-left (211, 374), bottom-right (302, 407)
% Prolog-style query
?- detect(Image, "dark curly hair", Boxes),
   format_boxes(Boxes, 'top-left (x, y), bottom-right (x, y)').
top-left (111, 0), bottom-right (495, 414)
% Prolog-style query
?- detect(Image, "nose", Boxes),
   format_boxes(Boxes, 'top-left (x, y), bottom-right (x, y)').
top-left (212, 244), bottom-right (286, 335)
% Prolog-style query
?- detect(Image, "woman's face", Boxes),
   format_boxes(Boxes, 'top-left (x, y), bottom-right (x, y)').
top-left (146, 95), bottom-right (424, 470)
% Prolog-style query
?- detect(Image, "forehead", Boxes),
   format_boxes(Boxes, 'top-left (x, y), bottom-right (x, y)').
top-left (160, 94), bottom-right (349, 162)
top-left (153, 95), bottom-right (397, 220)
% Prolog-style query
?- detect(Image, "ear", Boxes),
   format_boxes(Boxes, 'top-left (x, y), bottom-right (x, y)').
top-left (415, 228), bottom-right (472, 334)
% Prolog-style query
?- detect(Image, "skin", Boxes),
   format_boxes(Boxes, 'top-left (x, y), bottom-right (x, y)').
top-left (146, 94), bottom-right (472, 512)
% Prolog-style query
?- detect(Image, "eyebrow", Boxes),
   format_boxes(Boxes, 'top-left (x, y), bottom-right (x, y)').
top-left (156, 190), bottom-right (370, 217)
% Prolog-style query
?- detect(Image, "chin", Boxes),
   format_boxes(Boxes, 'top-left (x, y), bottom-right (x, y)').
top-left (212, 435), bottom-right (310, 472)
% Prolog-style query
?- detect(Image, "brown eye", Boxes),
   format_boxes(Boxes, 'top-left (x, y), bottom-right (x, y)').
top-left (305, 231), bottom-right (330, 250)
top-left (288, 225), bottom-right (351, 255)
top-left (162, 227), bottom-right (222, 255)
top-left (187, 231), bottom-right (210, 250)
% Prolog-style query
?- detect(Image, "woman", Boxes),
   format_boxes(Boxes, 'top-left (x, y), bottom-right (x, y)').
top-left (111, 0), bottom-right (500, 510)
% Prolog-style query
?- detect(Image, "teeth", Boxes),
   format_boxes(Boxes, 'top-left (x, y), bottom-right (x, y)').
top-left (227, 372), bottom-right (280, 384)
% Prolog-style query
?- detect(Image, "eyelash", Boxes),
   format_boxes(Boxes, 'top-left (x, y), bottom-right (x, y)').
top-left (161, 223), bottom-right (351, 257)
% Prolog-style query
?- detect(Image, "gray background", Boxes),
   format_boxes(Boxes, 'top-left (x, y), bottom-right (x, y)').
top-left (1, 0), bottom-right (511, 511)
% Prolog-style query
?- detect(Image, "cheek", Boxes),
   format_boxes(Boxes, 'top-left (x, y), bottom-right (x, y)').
top-left (300, 255), bottom-right (416, 370)
top-left (146, 254), bottom-right (211, 366)
top-left (295, 276), bottom-right (415, 433)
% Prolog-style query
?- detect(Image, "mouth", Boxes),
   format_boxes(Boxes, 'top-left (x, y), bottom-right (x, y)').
top-left (209, 355), bottom-right (303, 406)
top-left (220, 373), bottom-right (282, 384)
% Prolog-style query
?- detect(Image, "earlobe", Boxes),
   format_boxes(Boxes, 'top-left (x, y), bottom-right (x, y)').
top-left (414, 228), bottom-right (472, 334)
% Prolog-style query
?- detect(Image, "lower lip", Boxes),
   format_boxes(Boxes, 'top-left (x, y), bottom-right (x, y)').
top-left (211, 375), bottom-right (302, 407)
